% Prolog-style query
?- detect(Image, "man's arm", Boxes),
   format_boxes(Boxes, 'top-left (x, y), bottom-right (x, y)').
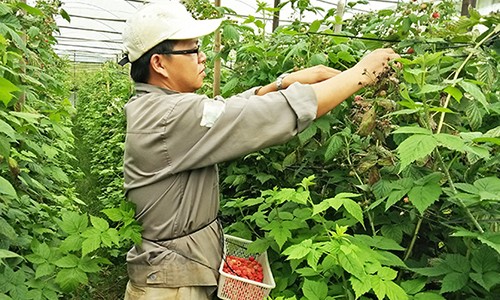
top-left (256, 48), bottom-right (400, 118)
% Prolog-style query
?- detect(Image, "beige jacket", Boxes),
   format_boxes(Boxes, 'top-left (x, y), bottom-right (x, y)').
top-left (123, 82), bottom-right (317, 287)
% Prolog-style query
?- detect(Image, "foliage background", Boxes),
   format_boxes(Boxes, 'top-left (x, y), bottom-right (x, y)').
top-left (0, 0), bottom-right (499, 299)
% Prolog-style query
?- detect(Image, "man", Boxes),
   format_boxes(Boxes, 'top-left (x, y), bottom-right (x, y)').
top-left (120, 1), bottom-right (399, 299)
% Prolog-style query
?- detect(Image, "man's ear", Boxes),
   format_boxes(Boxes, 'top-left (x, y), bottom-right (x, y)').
top-left (150, 54), bottom-right (169, 78)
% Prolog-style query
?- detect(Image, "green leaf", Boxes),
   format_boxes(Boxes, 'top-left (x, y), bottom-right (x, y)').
top-left (298, 124), bottom-right (317, 144)
top-left (374, 237), bottom-right (405, 253)
top-left (413, 292), bottom-right (445, 300)
top-left (82, 232), bottom-right (101, 257)
top-left (470, 272), bottom-right (500, 291)
top-left (434, 133), bottom-right (465, 152)
top-left (418, 84), bottom-right (446, 94)
top-left (471, 246), bottom-right (499, 273)
top-left (0, 175), bottom-right (17, 199)
top-left (444, 86), bottom-right (463, 102)
top-left (0, 119), bottom-right (15, 140)
top-left (477, 232), bottom-right (500, 255)
top-left (90, 216), bottom-right (109, 231)
top-left (57, 212), bottom-right (88, 235)
top-left (343, 199), bottom-right (363, 224)
top-left (338, 247), bottom-right (365, 278)
top-left (440, 272), bottom-right (468, 293)
top-left (401, 278), bottom-right (427, 295)
top-left (266, 222), bottom-right (291, 250)
top-left (350, 275), bottom-right (371, 299)
top-left (35, 262), bottom-right (55, 279)
top-left (60, 8), bottom-right (71, 22)
top-left (324, 135), bottom-right (343, 161)
top-left (370, 275), bottom-right (386, 300)
top-left (0, 77), bottom-right (20, 106)
top-left (78, 256), bottom-right (102, 273)
top-left (408, 182), bottom-right (442, 215)
top-left (302, 278), bottom-right (328, 300)
top-left (308, 20), bottom-right (322, 33)
top-left (392, 126), bottom-right (432, 135)
top-left (378, 267), bottom-right (397, 281)
top-left (397, 134), bottom-right (438, 172)
top-left (54, 255), bottom-right (79, 268)
top-left (0, 217), bottom-right (16, 241)
top-left (282, 239), bottom-right (312, 260)
top-left (16, 3), bottom-right (43, 16)
top-left (459, 81), bottom-right (488, 111)
top-left (55, 268), bottom-right (88, 292)
top-left (385, 281), bottom-right (408, 300)
top-left (444, 254), bottom-right (470, 273)
top-left (0, 249), bottom-right (21, 261)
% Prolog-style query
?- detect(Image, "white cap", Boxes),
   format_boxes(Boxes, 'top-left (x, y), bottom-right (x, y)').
top-left (121, 1), bottom-right (223, 64)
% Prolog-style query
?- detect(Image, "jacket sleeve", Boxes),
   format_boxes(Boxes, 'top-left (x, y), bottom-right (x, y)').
top-left (166, 82), bottom-right (317, 172)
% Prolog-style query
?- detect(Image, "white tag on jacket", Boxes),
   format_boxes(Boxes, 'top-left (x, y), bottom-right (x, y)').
top-left (200, 97), bottom-right (225, 128)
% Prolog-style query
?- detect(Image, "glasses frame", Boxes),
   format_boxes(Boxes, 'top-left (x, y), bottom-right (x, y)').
top-left (158, 46), bottom-right (200, 56)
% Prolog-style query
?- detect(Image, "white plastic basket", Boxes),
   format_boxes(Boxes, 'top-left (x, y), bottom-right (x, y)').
top-left (217, 235), bottom-right (276, 300)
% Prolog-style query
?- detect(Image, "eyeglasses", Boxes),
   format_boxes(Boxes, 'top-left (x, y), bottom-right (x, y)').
top-left (158, 46), bottom-right (200, 56)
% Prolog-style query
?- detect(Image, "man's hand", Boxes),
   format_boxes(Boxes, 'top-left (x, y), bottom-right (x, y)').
top-left (352, 48), bottom-right (401, 86)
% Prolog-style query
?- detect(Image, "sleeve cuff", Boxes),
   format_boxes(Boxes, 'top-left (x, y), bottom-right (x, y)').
top-left (279, 82), bottom-right (317, 132)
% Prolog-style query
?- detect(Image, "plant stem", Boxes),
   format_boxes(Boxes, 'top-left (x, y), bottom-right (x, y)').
top-left (435, 150), bottom-right (485, 233)
top-left (436, 27), bottom-right (499, 134)
top-left (404, 217), bottom-right (423, 261)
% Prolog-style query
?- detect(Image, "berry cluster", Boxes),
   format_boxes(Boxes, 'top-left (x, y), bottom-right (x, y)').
top-left (222, 255), bottom-right (264, 283)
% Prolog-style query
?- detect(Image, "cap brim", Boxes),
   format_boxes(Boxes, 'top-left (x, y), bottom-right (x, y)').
top-left (169, 18), bottom-right (223, 40)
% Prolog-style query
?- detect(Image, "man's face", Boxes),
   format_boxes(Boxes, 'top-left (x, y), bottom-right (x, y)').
top-left (162, 39), bottom-right (207, 92)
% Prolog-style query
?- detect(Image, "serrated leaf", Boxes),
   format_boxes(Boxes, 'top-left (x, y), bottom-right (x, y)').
top-left (434, 133), bottom-right (465, 152)
top-left (78, 256), bottom-right (102, 273)
top-left (440, 272), bottom-right (468, 293)
top-left (283, 239), bottom-right (312, 260)
top-left (444, 254), bottom-right (470, 273)
top-left (471, 246), bottom-right (499, 273)
top-left (343, 199), bottom-right (364, 224)
top-left (306, 248), bottom-right (321, 271)
top-left (90, 216), bottom-right (109, 231)
top-left (55, 268), bottom-right (88, 292)
top-left (298, 123), bottom-right (317, 144)
top-left (401, 278), bottom-right (427, 294)
top-left (470, 271), bottom-right (500, 291)
top-left (397, 134), bottom-right (438, 172)
top-left (54, 255), bottom-right (79, 268)
top-left (459, 81), bottom-right (488, 111)
top-left (324, 135), bottom-right (343, 161)
top-left (378, 267), bottom-right (397, 281)
top-left (350, 275), bottom-right (371, 299)
top-left (58, 212), bottom-right (88, 235)
top-left (267, 223), bottom-right (291, 250)
top-left (302, 278), bottom-right (328, 300)
top-left (338, 250), bottom-right (364, 278)
top-left (385, 281), bottom-right (408, 300)
top-left (370, 275), bottom-right (386, 300)
top-left (408, 182), bottom-right (441, 215)
top-left (101, 208), bottom-right (123, 222)
top-left (82, 234), bottom-right (101, 257)
top-left (35, 262), bottom-right (54, 279)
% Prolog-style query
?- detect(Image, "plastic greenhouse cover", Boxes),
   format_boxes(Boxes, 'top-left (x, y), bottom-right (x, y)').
top-left (32, 0), bottom-right (401, 63)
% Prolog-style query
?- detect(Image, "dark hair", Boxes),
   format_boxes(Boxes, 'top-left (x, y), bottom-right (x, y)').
top-left (130, 40), bottom-right (177, 83)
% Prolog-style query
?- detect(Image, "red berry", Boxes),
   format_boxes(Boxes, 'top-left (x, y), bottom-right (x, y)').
top-left (406, 47), bottom-right (415, 54)
top-left (432, 11), bottom-right (440, 18)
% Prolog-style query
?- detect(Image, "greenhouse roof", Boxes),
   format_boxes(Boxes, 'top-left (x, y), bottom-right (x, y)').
top-left (40, 0), bottom-right (403, 64)
top-left (30, 0), bottom-right (499, 64)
